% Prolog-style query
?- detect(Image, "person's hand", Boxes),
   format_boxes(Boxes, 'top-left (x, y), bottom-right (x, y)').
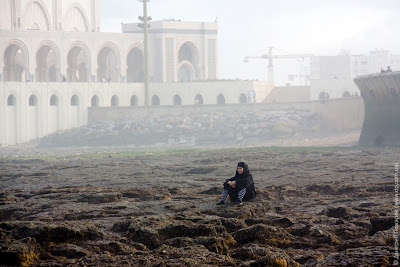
top-left (228, 181), bottom-right (236, 188)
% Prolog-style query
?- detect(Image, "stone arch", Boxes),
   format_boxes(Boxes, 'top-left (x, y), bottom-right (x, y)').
top-left (111, 95), bottom-right (119, 106)
top-left (194, 94), bottom-right (203, 105)
top-left (97, 43), bottom-right (121, 83)
top-left (91, 95), bottom-right (99, 107)
top-left (50, 94), bottom-right (58, 106)
top-left (3, 40), bottom-right (29, 81)
top-left (29, 94), bottom-right (38, 106)
top-left (71, 94), bottom-right (79, 106)
top-left (177, 61), bottom-right (196, 82)
top-left (63, 3), bottom-right (89, 32)
top-left (67, 41), bottom-right (91, 82)
top-left (7, 94), bottom-right (17, 106)
top-left (35, 41), bottom-right (61, 82)
top-left (152, 95), bottom-right (160, 106)
top-left (178, 41), bottom-right (200, 80)
top-left (173, 94), bottom-right (182, 105)
top-left (126, 45), bottom-right (144, 83)
top-left (130, 95), bottom-right (138, 106)
top-left (23, 0), bottom-right (51, 30)
top-left (217, 94), bottom-right (225, 105)
top-left (239, 93), bottom-right (247, 103)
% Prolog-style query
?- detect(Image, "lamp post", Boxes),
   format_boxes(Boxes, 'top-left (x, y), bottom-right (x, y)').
top-left (138, 0), bottom-right (151, 106)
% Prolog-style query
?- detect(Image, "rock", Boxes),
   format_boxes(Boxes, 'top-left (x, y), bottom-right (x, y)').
top-left (305, 246), bottom-right (392, 266)
top-left (325, 207), bottom-right (348, 218)
top-left (0, 221), bottom-right (103, 244)
top-left (77, 192), bottom-right (122, 204)
top-left (369, 217), bottom-right (395, 235)
top-left (0, 237), bottom-right (39, 266)
top-left (232, 224), bottom-right (293, 247)
top-left (47, 244), bottom-right (88, 258)
top-left (231, 243), bottom-right (272, 260)
top-left (97, 241), bottom-right (130, 255)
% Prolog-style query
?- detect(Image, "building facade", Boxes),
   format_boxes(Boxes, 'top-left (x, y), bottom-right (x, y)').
top-left (0, 0), bottom-right (218, 83)
top-left (0, 0), bottom-right (273, 146)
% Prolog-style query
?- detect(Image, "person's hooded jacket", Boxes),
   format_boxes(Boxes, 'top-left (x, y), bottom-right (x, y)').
top-left (224, 162), bottom-right (256, 201)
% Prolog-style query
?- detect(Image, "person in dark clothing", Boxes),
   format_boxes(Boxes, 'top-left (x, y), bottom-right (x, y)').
top-left (216, 162), bottom-right (256, 205)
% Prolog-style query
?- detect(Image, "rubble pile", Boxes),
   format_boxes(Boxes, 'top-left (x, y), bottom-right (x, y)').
top-left (39, 110), bottom-right (320, 147)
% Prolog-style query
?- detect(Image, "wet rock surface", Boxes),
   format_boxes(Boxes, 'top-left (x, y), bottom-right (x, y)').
top-left (0, 146), bottom-right (397, 266)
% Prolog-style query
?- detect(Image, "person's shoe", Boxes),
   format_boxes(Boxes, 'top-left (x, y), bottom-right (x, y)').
top-left (233, 200), bottom-right (243, 205)
top-left (216, 200), bottom-right (225, 205)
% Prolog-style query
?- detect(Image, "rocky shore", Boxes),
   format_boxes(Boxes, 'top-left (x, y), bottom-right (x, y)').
top-left (39, 109), bottom-right (323, 148)
top-left (0, 146), bottom-right (396, 266)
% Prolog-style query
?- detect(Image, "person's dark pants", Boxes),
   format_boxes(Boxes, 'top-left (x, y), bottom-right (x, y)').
top-left (220, 185), bottom-right (247, 202)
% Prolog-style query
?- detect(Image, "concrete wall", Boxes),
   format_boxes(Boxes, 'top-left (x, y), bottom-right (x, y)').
top-left (0, 80), bottom-right (273, 146)
top-left (354, 71), bottom-right (400, 146)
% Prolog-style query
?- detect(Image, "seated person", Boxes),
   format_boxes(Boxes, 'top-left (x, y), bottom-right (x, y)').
top-left (217, 162), bottom-right (256, 205)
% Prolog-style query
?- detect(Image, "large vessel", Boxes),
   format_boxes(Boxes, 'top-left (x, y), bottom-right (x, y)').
top-left (354, 71), bottom-right (400, 146)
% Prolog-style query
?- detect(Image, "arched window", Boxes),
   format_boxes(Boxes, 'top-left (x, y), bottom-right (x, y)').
top-left (29, 94), bottom-right (38, 106)
top-left (217, 94), bottom-right (225, 105)
top-left (173, 94), bottom-right (182, 105)
top-left (7, 94), bottom-right (16, 106)
top-left (111, 95), bottom-right (119, 106)
top-left (152, 95), bottom-right (160, 106)
top-left (50, 94), bottom-right (58, 106)
top-left (71, 94), bottom-right (79, 106)
top-left (130, 95), bottom-right (137, 106)
top-left (194, 94), bottom-right (203, 105)
top-left (239, 93), bottom-right (247, 103)
top-left (91, 95), bottom-right (99, 107)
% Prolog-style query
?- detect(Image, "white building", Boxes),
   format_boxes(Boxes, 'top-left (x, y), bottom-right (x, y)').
top-left (0, 0), bottom-right (272, 146)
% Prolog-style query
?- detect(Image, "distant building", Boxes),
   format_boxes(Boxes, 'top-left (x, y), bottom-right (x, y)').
top-left (309, 50), bottom-right (400, 100)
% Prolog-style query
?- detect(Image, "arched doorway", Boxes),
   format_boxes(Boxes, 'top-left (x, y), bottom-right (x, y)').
top-left (27, 94), bottom-right (39, 141)
top-left (217, 94), bottom-right (225, 105)
top-left (126, 47), bottom-right (144, 82)
top-left (71, 94), bottom-right (79, 106)
top-left (194, 94), bottom-right (203, 105)
top-left (3, 42), bottom-right (29, 81)
top-left (173, 94), bottom-right (182, 105)
top-left (49, 94), bottom-right (60, 133)
top-left (177, 42), bottom-right (200, 82)
top-left (91, 95), bottom-right (99, 107)
top-left (35, 42), bottom-right (60, 82)
top-left (67, 43), bottom-right (90, 82)
top-left (97, 44), bottom-right (120, 83)
top-left (130, 95), bottom-right (138, 106)
top-left (6, 94), bottom-right (17, 144)
top-left (152, 95), bottom-right (160, 106)
top-left (50, 94), bottom-right (58, 106)
top-left (111, 95), bottom-right (119, 106)
top-left (29, 94), bottom-right (38, 106)
top-left (239, 93), bottom-right (247, 103)
top-left (7, 94), bottom-right (16, 106)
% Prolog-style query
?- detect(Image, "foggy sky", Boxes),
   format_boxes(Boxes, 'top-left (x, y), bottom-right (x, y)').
top-left (101, 0), bottom-right (400, 84)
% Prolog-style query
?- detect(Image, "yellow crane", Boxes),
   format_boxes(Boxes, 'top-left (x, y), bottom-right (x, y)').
top-left (244, 46), bottom-right (313, 84)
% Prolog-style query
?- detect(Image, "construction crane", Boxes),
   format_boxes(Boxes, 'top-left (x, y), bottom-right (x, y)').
top-left (244, 46), bottom-right (313, 84)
